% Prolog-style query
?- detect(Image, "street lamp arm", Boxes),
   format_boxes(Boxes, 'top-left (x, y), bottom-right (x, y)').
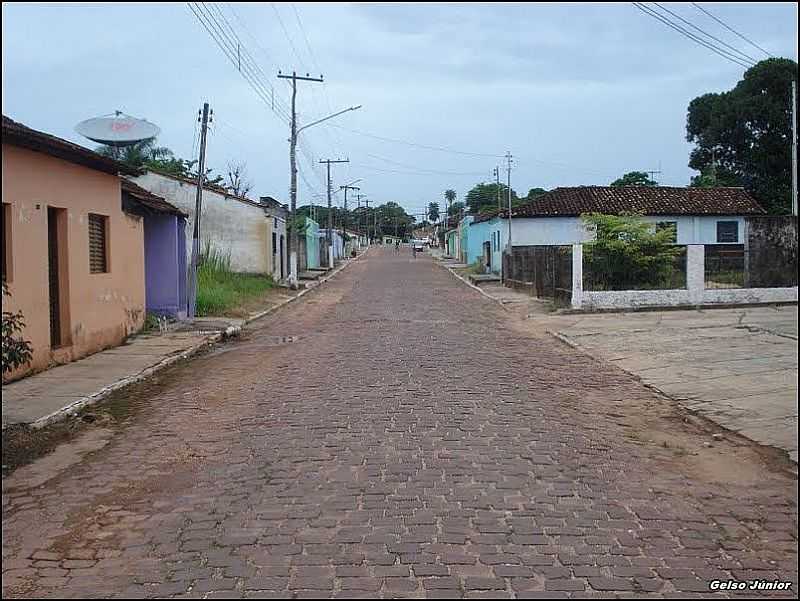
top-left (297, 105), bottom-right (362, 135)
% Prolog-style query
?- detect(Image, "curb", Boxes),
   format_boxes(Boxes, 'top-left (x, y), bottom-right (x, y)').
top-left (436, 261), bottom-right (511, 312)
top-left (28, 330), bottom-right (231, 430)
top-left (242, 247), bottom-right (369, 327)
top-left (18, 250), bottom-right (371, 431)
top-left (548, 330), bottom-right (798, 468)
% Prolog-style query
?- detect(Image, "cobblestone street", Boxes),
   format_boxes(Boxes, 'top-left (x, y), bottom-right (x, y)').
top-left (2, 248), bottom-right (797, 599)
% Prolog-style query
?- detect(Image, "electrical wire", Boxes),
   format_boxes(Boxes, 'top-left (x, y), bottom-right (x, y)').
top-left (652, 2), bottom-right (757, 65)
top-left (632, 2), bottom-right (753, 69)
top-left (691, 2), bottom-right (773, 58)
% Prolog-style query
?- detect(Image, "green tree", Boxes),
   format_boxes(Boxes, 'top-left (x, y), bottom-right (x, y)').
top-left (610, 171), bottom-right (658, 187)
top-left (582, 213), bottom-right (683, 291)
top-left (427, 202), bottom-right (440, 223)
top-left (686, 58), bottom-right (798, 214)
top-left (96, 138), bottom-right (173, 168)
top-left (448, 201), bottom-right (465, 217)
top-left (526, 187), bottom-right (548, 200)
top-left (465, 182), bottom-right (517, 214)
top-left (2, 281), bottom-right (33, 376)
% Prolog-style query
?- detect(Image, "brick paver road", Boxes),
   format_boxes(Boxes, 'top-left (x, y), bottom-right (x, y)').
top-left (2, 248), bottom-right (797, 599)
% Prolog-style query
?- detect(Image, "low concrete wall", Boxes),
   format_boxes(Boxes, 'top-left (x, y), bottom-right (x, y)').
top-left (572, 244), bottom-right (797, 311)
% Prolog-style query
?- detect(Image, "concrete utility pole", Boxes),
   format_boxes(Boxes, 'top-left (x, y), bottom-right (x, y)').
top-left (277, 70), bottom-right (323, 287)
top-left (187, 102), bottom-right (211, 319)
top-left (320, 158), bottom-right (349, 267)
top-left (505, 151), bottom-right (513, 250)
top-left (792, 79), bottom-right (797, 216)
top-left (340, 182), bottom-right (361, 244)
top-left (356, 194), bottom-right (367, 243)
top-left (494, 166), bottom-right (501, 212)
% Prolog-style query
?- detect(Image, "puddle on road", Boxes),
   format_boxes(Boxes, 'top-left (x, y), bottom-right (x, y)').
top-left (258, 335), bottom-right (303, 346)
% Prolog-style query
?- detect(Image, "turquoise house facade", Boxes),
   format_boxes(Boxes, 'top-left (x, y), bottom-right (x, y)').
top-left (305, 217), bottom-right (320, 269)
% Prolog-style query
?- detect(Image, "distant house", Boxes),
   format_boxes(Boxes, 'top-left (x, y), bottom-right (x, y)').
top-left (260, 196), bottom-right (288, 281)
top-left (121, 179), bottom-right (188, 319)
top-left (300, 217), bottom-right (321, 270)
top-left (133, 170), bottom-right (286, 280)
top-left (382, 234), bottom-right (401, 245)
top-left (465, 186), bottom-right (767, 274)
top-left (2, 115), bottom-right (144, 380)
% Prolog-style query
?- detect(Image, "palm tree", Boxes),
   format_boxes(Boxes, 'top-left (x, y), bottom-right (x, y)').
top-left (444, 189), bottom-right (457, 228)
top-left (96, 138), bottom-right (174, 168)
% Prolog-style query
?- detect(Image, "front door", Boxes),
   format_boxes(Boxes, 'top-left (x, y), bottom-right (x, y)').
top-left (483, 241), bottom-right (492, 271)
top-left (47, 207), bottom-right (68, 348)
top-left (280, 235), bottom-right (285, 279)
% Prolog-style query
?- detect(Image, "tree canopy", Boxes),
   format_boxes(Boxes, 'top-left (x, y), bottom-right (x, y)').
top-left (465, 182), bottom-right (518, 214)
top-left (427, 202), bottom-right (440, 223)
top-left (610, 171), bottom-right (658, 187)
top-left (686, 57), bottom-right (798, 214)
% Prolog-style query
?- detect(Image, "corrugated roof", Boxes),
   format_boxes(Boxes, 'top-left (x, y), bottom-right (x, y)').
top-left (2, 114), bottom-right (138, 176)
top-left (121, 178), bottom-right (187, 217)
top-left (506, 186), bottom-right (766, 219)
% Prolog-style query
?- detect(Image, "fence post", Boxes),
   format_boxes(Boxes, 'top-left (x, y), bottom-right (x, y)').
top-left (571, 243), bottom-right (583, 309)
top-left (687, 244), bottom-right (704, 305)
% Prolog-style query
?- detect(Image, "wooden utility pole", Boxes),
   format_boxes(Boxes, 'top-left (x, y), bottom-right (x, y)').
top-left (277, 70), bottom-right (323, 285)
top-left (320, 158), bottom-right (349, 266)
top-left (187, 102), bottom-right (211, 319)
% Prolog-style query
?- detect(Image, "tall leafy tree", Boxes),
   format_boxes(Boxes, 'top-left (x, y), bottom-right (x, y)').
top-left (610, 171), bottom-right (658, 187)
top-left (686, 58), bottom-right (798, 214)
top-left (448, 201), bottom-right (465, 217)
top-left (465, 182), bottom-right (517, 214)
top-left (527, 187), bottom-right (547, 199)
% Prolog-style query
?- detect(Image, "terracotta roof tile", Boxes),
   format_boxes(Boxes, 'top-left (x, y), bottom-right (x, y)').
top-left (2, 114), bottom-right (137, 176)
top-left (506, 186), bottom-right (765, 218)
top-left (121, 178), bottom-right (187, 217)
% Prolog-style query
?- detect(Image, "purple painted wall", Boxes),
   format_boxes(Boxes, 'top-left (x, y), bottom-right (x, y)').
top-left (144, 213), bottom-right (187, 319)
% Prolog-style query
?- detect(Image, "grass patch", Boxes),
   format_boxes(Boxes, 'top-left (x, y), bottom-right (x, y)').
top-left (196, 245), bottom-right (276, 317)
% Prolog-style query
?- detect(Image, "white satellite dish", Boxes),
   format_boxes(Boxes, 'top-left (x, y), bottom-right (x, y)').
top-left (75, 111), bottom-right (161, 147)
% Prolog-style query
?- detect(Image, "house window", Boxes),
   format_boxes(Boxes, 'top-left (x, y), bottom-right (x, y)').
top-left (88, 213), bottom-right (109, 273)
top-left (2, 203), bottom-right (11, 282)
top-left (656, 221), bottom-right (678, 243)
top-left (716, 220), bottom-right (738, 243)
top-left (272, 231), bottom-right (277, 256)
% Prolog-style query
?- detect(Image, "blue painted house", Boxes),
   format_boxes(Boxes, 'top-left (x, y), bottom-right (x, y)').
top-left (121, 179), bottom-right (189, 319)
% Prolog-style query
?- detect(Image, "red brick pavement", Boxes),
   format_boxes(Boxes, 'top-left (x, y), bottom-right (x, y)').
top-left (2, 248), bottom-right (797, 598)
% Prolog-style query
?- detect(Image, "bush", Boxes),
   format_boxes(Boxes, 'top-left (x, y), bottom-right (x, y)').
top-left (2, 281), bottom-right (33, 375)
top-left (582, 213), bottom-right (684, 290)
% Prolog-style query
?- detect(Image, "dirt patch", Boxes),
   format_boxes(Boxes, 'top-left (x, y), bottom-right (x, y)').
top-left (1, 344), bottom-right (219, 479)
top-left (3, 427), bottom-right (114, 490)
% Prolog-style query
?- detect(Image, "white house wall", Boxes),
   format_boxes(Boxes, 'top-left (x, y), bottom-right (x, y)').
top-left (134, 172), bottom-right (270, 274)
top-left (508, 215), bottom-right (747, 246)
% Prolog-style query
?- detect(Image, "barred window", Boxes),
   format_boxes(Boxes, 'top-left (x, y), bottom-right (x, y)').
top-left (716, 221), bottom-right (738, 243)
top-left (88, 213), bottom-right (109, 273)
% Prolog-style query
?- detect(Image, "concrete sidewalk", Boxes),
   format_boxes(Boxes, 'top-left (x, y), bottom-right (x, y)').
top-left (543, 306), bottom-right (799, 463)
top-left (1, 252), bottom-right (366, 430)
top-left (1, 330), bottom-right (218, 429)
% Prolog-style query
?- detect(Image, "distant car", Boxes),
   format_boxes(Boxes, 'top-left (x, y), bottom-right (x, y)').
top-left (412, 239), bottom-right (425, 251)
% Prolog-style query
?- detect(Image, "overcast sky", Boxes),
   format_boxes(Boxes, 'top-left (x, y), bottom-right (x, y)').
top-left (3, 2), bottom-right (797, 217)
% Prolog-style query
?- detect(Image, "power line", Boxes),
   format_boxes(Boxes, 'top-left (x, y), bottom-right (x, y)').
top-left (691, 2), bottom-right (773, 58)
top-left (632, 2), bottom-right (753, 69)
top-left (328, 124), bottom-right (505, 158)
top-left (187, 3), bottom-right (292, 123)
top-left (652, 2), bottom-right (757, 65)
top-left (363, 153), bottom-right (489, 176)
